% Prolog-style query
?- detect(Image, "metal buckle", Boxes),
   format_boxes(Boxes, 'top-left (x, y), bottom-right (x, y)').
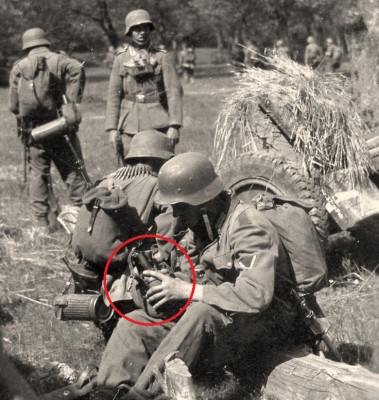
top-left (136, 94), bottom-right (146, 103)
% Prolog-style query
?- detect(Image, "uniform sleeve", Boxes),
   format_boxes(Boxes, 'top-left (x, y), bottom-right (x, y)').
top-left (59, 55), bottom-right (85, 103)
top-left (105, 55), bottom-right (124, 131)
top-left (202, 209), bottom-right (278, 314)
top-left (8, 63), bottom-right (20, 115)
top-left (162, 52), bottom-right (183, 127)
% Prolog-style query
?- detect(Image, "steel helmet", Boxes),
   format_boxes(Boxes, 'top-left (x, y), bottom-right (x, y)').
top-left (22, 28), bottom-right (50, 51)
top-left (125, 9), bottom-right (155, 36)
top-left (125, 130), bottom-right (174, 162)
top-left (156, 152), bottom-right (225, 206)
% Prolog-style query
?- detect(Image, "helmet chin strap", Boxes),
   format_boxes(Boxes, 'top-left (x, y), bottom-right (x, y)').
top-left (201, 207), bottom-right (214, 241)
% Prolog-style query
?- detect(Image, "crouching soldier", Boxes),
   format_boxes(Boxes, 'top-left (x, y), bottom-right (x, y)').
top-left (72, 129), bottom-right (176, 277)
top-left (92, 152), bottom-right (299, 400)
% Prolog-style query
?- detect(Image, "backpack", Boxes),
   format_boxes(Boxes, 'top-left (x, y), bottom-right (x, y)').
top-left (230, 195), bottom-right (328, 294)
top-left (71, 184), bottom-right (149, 271)
top-left (17, 53), bottom-right (60, 119)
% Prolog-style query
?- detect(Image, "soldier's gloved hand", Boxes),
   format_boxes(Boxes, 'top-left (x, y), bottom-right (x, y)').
top-left (108, 129), bottom-right (120, 152)
top-left (143, 270), bottom-right (192, 309)
top-left (167, 126), bottom-right (180, 147)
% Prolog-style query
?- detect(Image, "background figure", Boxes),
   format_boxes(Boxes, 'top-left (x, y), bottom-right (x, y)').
top-left (230, 39), bottom-right (244, 68)
top-left (103, 45), bottom-right (115, 69)
top-left (304, 36), bottom-right (323, 69)
top-left (8, 28), bottom-right (87, 232)
top-left (178, 43), bottom-right (196, 83)
top-left (106, 9), bottom-right (183, 159)
top-left (321, 37), bottom-right (342, 72)
top-left (243, 39), bottom-right (259, 67)
top-left (275, 39), bottom-right (290, 57)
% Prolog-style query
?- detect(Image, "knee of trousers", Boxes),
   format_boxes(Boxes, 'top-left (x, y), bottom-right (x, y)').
top-left (113, 309), bottom-right (159, 337)
top-left (178, 302), bottom-right (224, 333)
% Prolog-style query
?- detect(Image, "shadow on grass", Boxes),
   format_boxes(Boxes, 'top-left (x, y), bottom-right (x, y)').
top-left (336, 343), bottom-right (373, 365)
top-left (326, 230), bottom-right (379, 278)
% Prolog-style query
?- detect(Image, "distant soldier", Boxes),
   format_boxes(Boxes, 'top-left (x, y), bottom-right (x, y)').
top-left (304, 36), bottom-right (323, 69)
top-left (275, 39), bottom-right (290, 58)
top-left (230, 39), bottom-right (244, 68)
top-left (8, 28), bottom-right (87, 232)
top-left (322, 38), bottom-right (342, 73)
top-left (106, 9), bottom-right (183, 159)
top-left (243, 39), bottom-right (259, 67)
top-left (178, 44), bottom-right (196, 83)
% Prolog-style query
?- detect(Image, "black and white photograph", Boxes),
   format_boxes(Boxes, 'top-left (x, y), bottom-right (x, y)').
top-left (0, 1), bottom-right (378, 399)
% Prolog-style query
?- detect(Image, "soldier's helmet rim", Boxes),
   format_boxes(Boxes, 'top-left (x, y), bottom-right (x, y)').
top-left (22, 28), bottom-right (51, 51)
top-left (124, 130), bottom-right (174, 162)
top-left (125, 9), bottom-right (155, 36)
top-left (155, 152), bottom-right (225, 206)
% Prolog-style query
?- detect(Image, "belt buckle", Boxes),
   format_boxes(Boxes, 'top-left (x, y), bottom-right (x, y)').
top-left (136, 94), bottom-right (145, 103)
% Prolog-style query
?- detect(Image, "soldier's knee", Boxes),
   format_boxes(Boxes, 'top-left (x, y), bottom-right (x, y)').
top-left (182, 302), bottom-right (223, 329)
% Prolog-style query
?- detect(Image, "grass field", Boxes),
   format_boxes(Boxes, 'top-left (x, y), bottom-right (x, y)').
top-left (0, 60), bottom-right (378, 399)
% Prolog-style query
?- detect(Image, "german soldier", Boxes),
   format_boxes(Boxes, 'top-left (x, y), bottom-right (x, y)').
top-left (8, 28), bottom-right (87, 231)
top-left (92, 152), bottom-right (298, 400)
top-left (106, 9), bottom-right (183, 159)
top-left (304, 36), bottom-right (323, 69)
top-left (322, 38), bottom-right (342, 73)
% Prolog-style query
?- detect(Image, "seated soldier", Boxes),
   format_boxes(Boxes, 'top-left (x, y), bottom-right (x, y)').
top-left (92, 152), bottom-right (299, 400)
top-left (71, 129), bottom-right (176, 281)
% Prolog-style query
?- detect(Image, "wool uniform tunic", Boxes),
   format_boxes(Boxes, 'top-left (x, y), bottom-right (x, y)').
top-left (105, 44), bottom-right (183, 135)
top-left (8, 46), bottom-right (86, 221)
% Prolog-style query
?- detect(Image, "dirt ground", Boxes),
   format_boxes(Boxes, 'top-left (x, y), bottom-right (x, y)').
top-left (0, 59), bottom-right (378, 399)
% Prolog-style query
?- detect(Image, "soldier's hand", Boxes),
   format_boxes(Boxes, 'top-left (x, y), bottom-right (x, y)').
top-left (167, 126), bottom-right (180, 147)
top-left (108, 129), bottom-right (120, 152)
top-left (143, 270), bottom-right (192, 309)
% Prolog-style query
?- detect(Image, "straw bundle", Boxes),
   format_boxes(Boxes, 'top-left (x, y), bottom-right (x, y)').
top-left (214, 52), bottom-right (374, 187)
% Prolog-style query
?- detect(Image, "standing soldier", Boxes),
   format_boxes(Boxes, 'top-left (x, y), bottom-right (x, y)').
top-left (106, 9), bottom-right (183, 160)
top-left (8, 28), bottom-right (87, 232)
top-left (177, 43), bottom-right (196, 83)
top-left (304, 36), bottom-right (323, 69)
top-left (322, 38), bottom-right (342, 73)
top-left (275, 39), bottom-right (291, 58)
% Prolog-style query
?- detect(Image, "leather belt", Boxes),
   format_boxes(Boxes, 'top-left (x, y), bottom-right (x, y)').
top-left (124, 94), bottom-right (160, 103)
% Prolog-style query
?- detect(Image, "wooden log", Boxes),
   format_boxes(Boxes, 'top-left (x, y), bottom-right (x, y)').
top-left (261, 346), bottom-right (379, 400)
top-left (162, 352), bottom-right (196, 400)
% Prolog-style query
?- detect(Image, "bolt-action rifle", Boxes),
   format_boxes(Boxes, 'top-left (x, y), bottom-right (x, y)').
top-left (291, 289), bottom-right (342, 361)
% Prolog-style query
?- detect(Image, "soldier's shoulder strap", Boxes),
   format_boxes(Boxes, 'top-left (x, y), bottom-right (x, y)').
top-left (116, 44), bottom-right (129, 55)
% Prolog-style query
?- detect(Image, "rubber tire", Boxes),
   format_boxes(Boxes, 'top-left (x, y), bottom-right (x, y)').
top-left (217, 152), bottom-right (329, 242)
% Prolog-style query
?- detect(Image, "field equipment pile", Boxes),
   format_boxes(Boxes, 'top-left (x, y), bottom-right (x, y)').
top-left (215, 52), bottom-right (374, 187)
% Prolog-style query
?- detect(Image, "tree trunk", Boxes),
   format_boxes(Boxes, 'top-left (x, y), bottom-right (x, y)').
top-left (97, 0), bottom-right (119, 47)
top-left (259, 346), bottom-right (379, 400)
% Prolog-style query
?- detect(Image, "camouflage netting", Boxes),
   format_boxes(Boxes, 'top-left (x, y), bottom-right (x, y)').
top-left (214, 52), bottom-right (374, 187)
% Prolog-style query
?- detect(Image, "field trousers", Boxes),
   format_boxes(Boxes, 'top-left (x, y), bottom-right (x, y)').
top-left (96, 301), bottom-right (295, 398)
top-left (28, 132), bottom-right (86, 220)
